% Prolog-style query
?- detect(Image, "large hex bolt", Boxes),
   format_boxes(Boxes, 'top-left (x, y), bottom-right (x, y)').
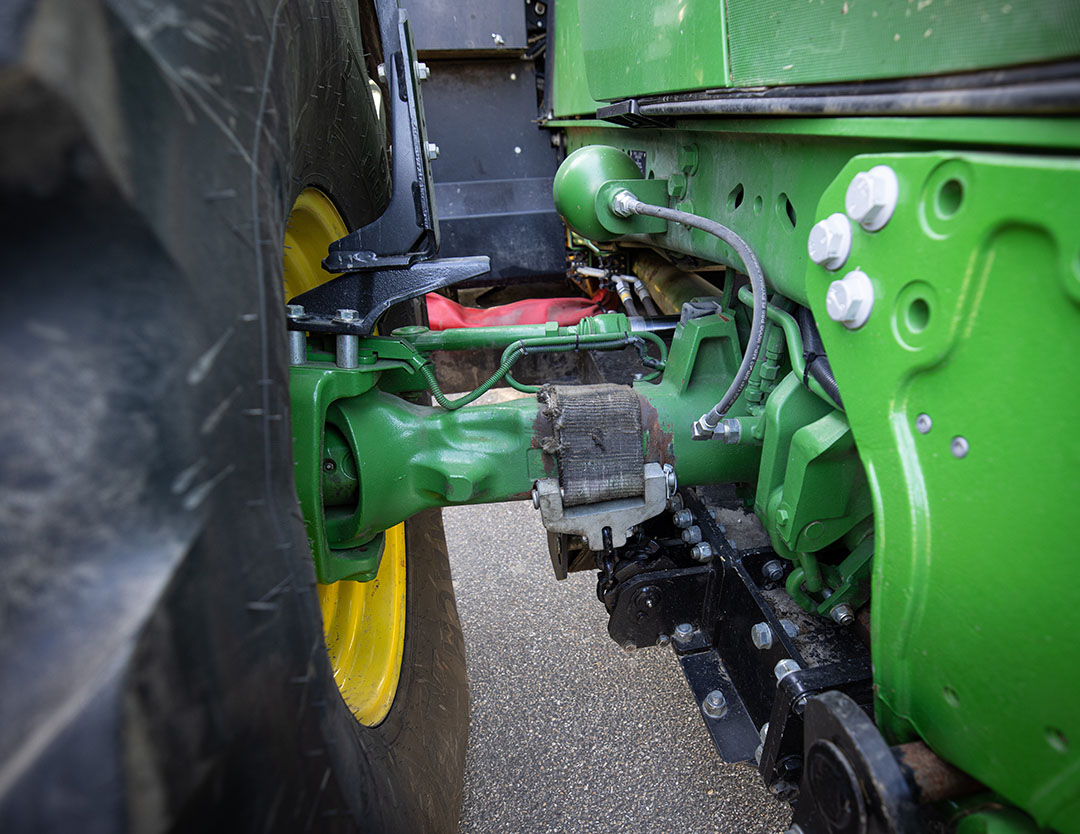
top-left (673, 622), bottom-right (694, 643)
top-left (681, 525), bottom-right (703, 545)
top-left (774, 658), bottom-right (802, 682)
top-left (762, 559), bottom-right (785, 582)
top-left (825, 269), bottom-right (875, 330)
top-left (702, 689), bottom-right (728, 719)
top-left (750, 622), bottom-right (773, 650)
top-left (286, 304), bottom-right (307, 366)
top-left (752, 620), bottom-right (799, 650)
top-left (807, 212), bottom-right (853, 271)
top-left (845, 164), bottom-right (899, 231)
top-left (690, 543), bottom-right (714, 563)
top-left (335, 309), bottom-right (360, 368)
top-left (426, 142), bottom-right (440, 161)
top-left (672, 508), bottom-right (694, 529)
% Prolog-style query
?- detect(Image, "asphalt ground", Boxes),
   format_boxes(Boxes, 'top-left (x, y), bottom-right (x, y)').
top-left (442, 498), bottom-right (792, 834)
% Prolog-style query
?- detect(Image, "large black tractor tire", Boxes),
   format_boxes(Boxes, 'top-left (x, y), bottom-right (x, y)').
top-left (0, 1), bottom-right (468, 832)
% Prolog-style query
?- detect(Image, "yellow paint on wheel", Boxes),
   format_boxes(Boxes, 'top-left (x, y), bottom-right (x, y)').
top-left (284, 187), bottom-right (406, 727)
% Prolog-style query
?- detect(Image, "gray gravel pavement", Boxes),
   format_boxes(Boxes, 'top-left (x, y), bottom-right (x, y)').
top-left (443, 500), bottom-right (792, 834)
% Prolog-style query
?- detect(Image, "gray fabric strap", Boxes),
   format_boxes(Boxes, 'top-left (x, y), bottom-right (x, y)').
top-left (537, 384), bottom-right (644, 507)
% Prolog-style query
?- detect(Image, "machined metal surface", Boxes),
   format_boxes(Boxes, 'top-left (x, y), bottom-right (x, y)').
top-left (533, 463), bottom-right (670, 550)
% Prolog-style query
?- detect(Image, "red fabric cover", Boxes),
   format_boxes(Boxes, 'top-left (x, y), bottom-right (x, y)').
top-left (425, 290), bottom-right (611, 330)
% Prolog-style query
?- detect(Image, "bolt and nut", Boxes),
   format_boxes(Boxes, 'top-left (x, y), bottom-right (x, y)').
top-left (826, 269), bottom-right (875, 330)
top-left (690, 542), bottom-right (713, 563)
top-left (916, 413), bottom-right (933, 434)
top-left (807, 212), bottom-right (853, 271)
top-left (667, 493), bottom-right (685, 513)
top-left (762, 559), bottom-right (785, 582)
top-left (702, 689), bottom-right (728, 719)
top-left (531, 488), bottom-right (540, 509)
top-left (951, 436), bottom-right (970, 458)
top-left (415, 61), bottom-right (430, 80)
top-left (673, 623), bottom-right (694, 643)
top-left (287, 304), bottom-right (307, 366)
top-left (426, 142), bottom-right (440, 161)
top-left (335, 309), bottom-right (360, 369)
top-left (830, 603), bottom-right (855, 626)
top-left (656, 633), bottom-right (671, 648)
top-left (672, 508), bottom-right (694, 529)
top-left (845, 164), bottom-right (899, 231)
top-left (681, 525), bottom-right (702, 545)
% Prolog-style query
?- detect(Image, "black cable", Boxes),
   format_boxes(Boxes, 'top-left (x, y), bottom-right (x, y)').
top-left (798, 306), bottom-right (843, 408)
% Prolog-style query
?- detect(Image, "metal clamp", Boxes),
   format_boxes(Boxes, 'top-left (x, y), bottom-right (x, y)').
top-left (533, 462), bottom-right (669, 550)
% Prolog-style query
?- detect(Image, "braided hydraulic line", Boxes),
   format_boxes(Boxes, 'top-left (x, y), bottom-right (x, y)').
top-left (610, 190), bottom-right (768, 439)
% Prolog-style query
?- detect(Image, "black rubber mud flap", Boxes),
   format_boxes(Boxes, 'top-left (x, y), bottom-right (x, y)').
top-left (0, 2), bottom-right (467, 831)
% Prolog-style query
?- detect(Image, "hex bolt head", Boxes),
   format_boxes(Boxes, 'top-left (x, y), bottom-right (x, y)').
top-left (681, 525), bottom-right (703, 545)
top-left (751, 622), bottom-right (774, 650)
top-left (690, 542), bottom-right (714, 563)
top-left (336, 308), bottom-right (359, 322)
top-left (774, 658), bottom-right (802, 682)
top-left (830, 604), bottom-right (855, 626)
top-left (286, 304), bottom-right (305, 318)
top-left (672, 508), bottom-right (694, 529)
top-left (667, 493), bottom-right (685, 513)
top-left (415, 61), bottom-right (431, 80)
top-left (702, 689), bottom-right (728, 719)
top-left (951, 436), bottom-right (970, 459)
top-left (376, 62), bottom-right (386, 83)
top-left (426, 142), bottom-right (440, 161)
top-left (826, 269), bottom-right (875, 330)
top-left (807, 212), bottom-right (853, 271)
top-left (762, 559), bottom-right (785, 582)
top-left (673, 623), bottom-right (694, 642)
top-left (916, 413), bottom-right (933, 434)
top-left (531, 488), bottom-right (540, 509)
top-left (845, 164), bottom-right (899, 231)
top-left (779, 619), bottom-right (800, 638)
top-left (656, 633), bottom-right (671, 647)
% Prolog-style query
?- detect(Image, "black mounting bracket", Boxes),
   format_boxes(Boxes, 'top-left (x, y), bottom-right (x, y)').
top-left (790, 691), bottom-right (919, 834)
top-left (288, 255), bottom-right (490, 334)
top-left (322, 1), bottom-right (439, 272)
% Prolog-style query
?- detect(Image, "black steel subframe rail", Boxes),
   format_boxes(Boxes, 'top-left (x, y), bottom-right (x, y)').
top-left (672, 490), bottom-right (873, 795)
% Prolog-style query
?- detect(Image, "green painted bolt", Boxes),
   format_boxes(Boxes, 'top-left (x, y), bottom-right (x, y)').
top-left (678, 144), bottom-right (699, 175)
top-left (668, 172), bottom-right (688, 199)
top-left (777, 507), bottom-right (791, 526)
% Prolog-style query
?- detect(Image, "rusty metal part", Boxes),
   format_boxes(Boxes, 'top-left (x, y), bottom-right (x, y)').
top-left (892, 741), bottom-right (983, 804)
top-left (632, 252), bottom-right (724, 315)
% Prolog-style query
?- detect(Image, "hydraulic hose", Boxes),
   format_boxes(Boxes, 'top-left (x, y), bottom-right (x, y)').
top-left (416, 331), bottom-right (668, 410)
top-left (611, 191), bottom-right (768, 438)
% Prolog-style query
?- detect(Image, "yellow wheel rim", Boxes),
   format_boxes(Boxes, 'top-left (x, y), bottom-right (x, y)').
top-left (284, 187), bottom-right (407, 727)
